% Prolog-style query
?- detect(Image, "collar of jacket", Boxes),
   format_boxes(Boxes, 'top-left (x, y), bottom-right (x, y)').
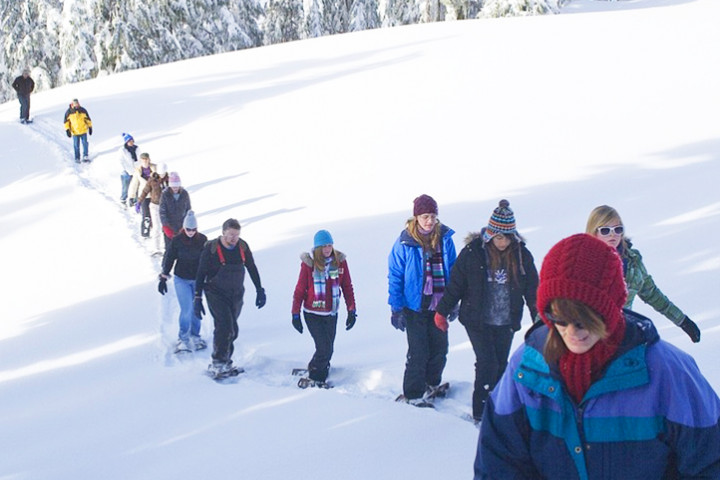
top-left (399, 223), bottom-right (453, 247)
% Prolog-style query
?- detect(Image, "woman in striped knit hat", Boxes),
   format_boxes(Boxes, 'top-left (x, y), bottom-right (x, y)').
top-left (435, 199), bottom-right (538, 422)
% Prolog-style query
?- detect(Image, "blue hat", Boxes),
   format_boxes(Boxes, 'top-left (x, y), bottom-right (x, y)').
top-left (122, 133), bottom-right (134, 144)
top-left (313, 230), bottom-right (334, 249)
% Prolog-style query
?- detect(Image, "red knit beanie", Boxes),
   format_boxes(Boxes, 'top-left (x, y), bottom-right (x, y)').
top-left (413, 194), bottom-right (438, 216)
top-left (537, 234), bottom-right (628, 402)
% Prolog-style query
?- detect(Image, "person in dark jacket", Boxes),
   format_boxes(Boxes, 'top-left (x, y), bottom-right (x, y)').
top-left (11, 68), bottom-right (34, 123)
top-left (159, 211), bottom-right (208, 353)
top-left (291, 230), bottom-right (357, 386)
top-left (435, 200), bottom-right (538, 422)
top-left (475, 234), bottom-right (720, 480)
top-left (159, 172), bottom-right (192, 250)
top-left (388, 194), bottom-right (457, 406)
top-left (63, 99), bottom-right (92, 162)
top-left (194, 218), bottom-right (266, 377)
top-left (586, 205), bottom-right (701, 342)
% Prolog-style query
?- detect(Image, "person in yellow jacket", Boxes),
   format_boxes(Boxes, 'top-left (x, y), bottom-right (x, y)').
top-left (63, 98), bottom-right (93, 163)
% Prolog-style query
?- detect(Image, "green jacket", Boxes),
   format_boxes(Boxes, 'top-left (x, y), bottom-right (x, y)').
top-left (623, 244), bottom-right (685, 325)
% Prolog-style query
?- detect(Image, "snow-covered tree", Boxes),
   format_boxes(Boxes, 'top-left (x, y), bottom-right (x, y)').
top-left (479, 0), bottom-right (560, 17)
top-left (322, 0), bottom-right (350, 35)
top-left (382, 0), bottom-right (420, 27)
top-left (349, 0), bottom-right (380, 32)
top-left (419, 0), bottom-right (445, 23)
top-left (263, 0), bottom-right (304, 45)
top-left (304, 0), bottom-right (324, 39)
top-left (59, 0), bottom-right (98, 84)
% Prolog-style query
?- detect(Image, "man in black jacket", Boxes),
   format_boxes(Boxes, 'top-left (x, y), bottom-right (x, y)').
top-left (11, 68), bottom-right (34, 123)
top-left (194, 218), bottom-right (266, 378)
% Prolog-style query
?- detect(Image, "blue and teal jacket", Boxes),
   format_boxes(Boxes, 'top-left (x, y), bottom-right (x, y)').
top-left (475, 310), bottom-right (720, 479)
top-left (388, 224), bottom-right (456, 313)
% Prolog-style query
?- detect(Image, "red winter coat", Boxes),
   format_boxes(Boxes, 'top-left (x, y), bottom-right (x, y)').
top-left (292, 251), bottom-right (356, 315)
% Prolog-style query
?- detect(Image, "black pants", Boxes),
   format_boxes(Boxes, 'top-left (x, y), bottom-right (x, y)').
top-left (207, 291), bottom-right (243, 364)
top-left (464, 323), bottom-right (514, 420)
top-left (403, 308), bottom-right (448, 399)
top-left (304, 312), bottom-right (338, 382)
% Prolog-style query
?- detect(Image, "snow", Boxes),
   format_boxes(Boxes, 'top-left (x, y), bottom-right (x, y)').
top-left (1, 0), bottom-right (719, 478)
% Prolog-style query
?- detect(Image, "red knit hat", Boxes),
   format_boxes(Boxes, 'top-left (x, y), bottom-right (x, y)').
top-left (537, 234), bottom-right (628, 402)
top-left (413, 194), bottom-right (438, 216)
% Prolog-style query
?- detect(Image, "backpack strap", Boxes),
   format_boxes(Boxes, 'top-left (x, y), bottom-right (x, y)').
top-left (216, 240), bottom-right (245, 266)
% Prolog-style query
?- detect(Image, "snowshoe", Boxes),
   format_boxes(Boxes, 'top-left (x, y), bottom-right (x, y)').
top-left (191, 337), bottom-right (207, 351)
top-left (395, 394), bottom-right (435, 408)
top-left (206, 363), bottom-right (245, 382)
top-left (174, 340), bottom-right (192, 354)
top-left (423, 382), bottom-right (450, 400)
top-left (291, 368), bottom-right (308, 376)
top-left (297, 377), bottom-right (333, 389)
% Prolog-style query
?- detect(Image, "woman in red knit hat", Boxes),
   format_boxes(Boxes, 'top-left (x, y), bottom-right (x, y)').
top-left (474, 234), bottom-right (720, 479)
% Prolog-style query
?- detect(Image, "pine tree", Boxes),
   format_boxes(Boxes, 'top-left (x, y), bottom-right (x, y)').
top-left (304, 0), bottom-right (324, 39)
top-left (349, 0), bottom-right (380, 32)
top-left (479, 0), bottom-right (560, 17)
top-left (382, 0), bottom-right (419, 27)
top-left (58, 0), bottom-right (98, 84)
top-left (263, 0), bottom-right (304, 45)
top-left (322, 0), bottom-right (350, 35)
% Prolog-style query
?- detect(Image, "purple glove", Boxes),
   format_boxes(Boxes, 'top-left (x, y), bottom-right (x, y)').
top-left (135, 202), bottom-right (141, 213)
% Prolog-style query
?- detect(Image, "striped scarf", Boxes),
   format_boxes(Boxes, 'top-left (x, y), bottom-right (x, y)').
top-left (312, 257), bottom-right (341, 313)
top-left (423, 247), bottom-right (445, 311)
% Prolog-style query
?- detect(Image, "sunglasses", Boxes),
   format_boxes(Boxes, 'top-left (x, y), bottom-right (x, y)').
top-left (597, 225), bottom-right (624, 236)
top-left (185, 228), bottom-right (197, 232)
top-left (546, 313), bottom-right (585, 330)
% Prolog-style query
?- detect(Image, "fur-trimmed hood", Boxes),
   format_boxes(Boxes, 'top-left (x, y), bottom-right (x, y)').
top-left (300, 250), bottom-right (346, 267)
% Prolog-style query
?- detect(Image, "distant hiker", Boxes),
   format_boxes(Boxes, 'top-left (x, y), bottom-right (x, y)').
top-left (434, 200), bottom-right (538, 422)
top-left (388, 194), bottom-right (457, 406)
top-left (118, 133), bottom-right (139, 206)
top-left (11, 68), bottom-right (34, 123)
top-left (128, 153), bottom-right (156, 238)
top-left (586, 205), bottom-right (701, 343)
top-left (63, 98), bottom-right (92, 163)
top-left (194, 218), bottom-right (266, 377)
top-left (475, 234), bottom-right (720, 479)
top-left (159, 172), bottom-right (192, 250)
top-left (291, 230), bottom-right (357, 386)
top-left (137, 162), bottom-right (169, 255)
top-left (159, 211), bottom-right (208, 353)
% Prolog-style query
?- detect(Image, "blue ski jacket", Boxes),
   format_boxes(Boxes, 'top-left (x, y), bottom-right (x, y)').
top-left (388, 224), bottom-right (456, 313)
top-left (475, 310), bottom-right (720, 479)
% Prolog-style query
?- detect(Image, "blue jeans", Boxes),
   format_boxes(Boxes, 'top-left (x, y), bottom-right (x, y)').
top-left (175, 276), bottom-right (201, 342)
top-left (120, 171), bottom-right (132, 202)
top-left (73, 134), bottom-right (89, 160)
top-left (18, 95), bottom-right (30, 120)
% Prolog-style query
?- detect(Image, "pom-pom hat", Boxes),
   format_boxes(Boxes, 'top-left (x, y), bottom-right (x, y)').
top-left (122, 133), bottom-right (134, 144)
top-left (483, 199), bottom-right (518, 243)
top-left (413, 194), bottom-right (438, 216)
top-left (537, 233), bottom-right (627, 332)
top-left (313, 230), bottom-right (334, 249)
top-left (168, 172), bottom-right (181, 188)
top-left (183, 210), bottom-right (198, 230)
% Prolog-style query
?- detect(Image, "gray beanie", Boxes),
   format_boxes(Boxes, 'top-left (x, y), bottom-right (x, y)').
top-left (183, 210), bottom-right (198, 230)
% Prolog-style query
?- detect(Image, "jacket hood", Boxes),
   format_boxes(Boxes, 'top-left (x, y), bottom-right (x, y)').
top-left (300, 250), bottom-right (346, 267)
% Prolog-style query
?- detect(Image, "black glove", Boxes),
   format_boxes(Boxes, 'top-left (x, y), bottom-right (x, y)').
top-left (158, 276), bottom-right (167, 295)
top-left (292, 314), bottom-right (303, 334)
top-left (255, 288), bottom-right (266, 308)
top-left (391, 310), bottom-right (406, 332)
top-left (66, 129), bottom-right (71, 138)
top-left (193, 296), bottom-right (205, 318)
top-left (346, 311), bottom-right (357, 331)
top-left (448, 304), bottom-right (460, 322)
top-left (680, 316), bottom-right (700, 343)
top-left (88, 127), bottom-right (93, 135)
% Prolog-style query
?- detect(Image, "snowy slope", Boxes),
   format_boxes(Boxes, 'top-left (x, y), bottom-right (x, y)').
top-left (1, 0), bottom-right (719, 478)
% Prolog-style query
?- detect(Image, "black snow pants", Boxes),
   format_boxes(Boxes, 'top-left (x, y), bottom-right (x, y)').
top-left (304, 312), bottom-right (338, 382)
top-left (403, 308), bottom-right (448, 400)
top-left (206, 263), bottom-right (245, 364)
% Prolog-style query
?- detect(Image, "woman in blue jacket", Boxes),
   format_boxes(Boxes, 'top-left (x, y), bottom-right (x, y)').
top-left (475, 234), bottom-right (720, 479)
top-left (388, 194), bottom-right (457, 406)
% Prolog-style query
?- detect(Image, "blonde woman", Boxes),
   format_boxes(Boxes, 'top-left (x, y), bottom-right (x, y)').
top-left (586, 205), bottom-right (700, 342)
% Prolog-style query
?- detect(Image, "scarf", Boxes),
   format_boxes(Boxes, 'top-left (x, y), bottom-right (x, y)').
top-left (312, 256), bottom-right (341, 313)
top-left (125, 143), bottom-right (138, 162)
top-left (423, 247), bottom-right (445, 311)
top-left (559, 316), bottom-right (626, 403)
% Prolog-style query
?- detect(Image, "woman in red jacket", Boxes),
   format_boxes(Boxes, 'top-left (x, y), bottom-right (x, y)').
top-left (291, 230), bottom-right (356, 387)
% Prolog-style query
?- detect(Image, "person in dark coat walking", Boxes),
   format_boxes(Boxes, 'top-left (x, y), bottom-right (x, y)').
top-left (388, 194), bottom-right (457, 406)
top-left (159, 211), bottom-right (208, 353)
top-left (159, 172), bottom-right (192, 250)
top-left (11, 68), bottom-right (34, 123)
top-left (291, 230), bottom-right (357, 385)
top-left (194, 218), bottom-right (266, 376)
top-left (435, 200), bottom-right (538, 422)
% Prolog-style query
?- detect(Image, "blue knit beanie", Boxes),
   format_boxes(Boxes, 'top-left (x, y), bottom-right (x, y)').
top-left (122, 132), bottom-right (134, 144)
top-left (313, 230), bottom-right (334, 249)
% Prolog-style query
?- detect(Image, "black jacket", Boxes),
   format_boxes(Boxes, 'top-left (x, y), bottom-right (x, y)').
top-left (162, 231), bottom-right (207, 280)
top-left (195, 237), bottom-right (262, 298)
top-left (436, 232), bottom-right (538, 331)
top-left (12, 75), bottom-right (34, 95)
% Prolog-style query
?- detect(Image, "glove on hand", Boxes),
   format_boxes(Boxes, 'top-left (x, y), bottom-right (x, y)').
top-left (158, 276), bottom-right (167, 295)
top-left (135, 202), bottom-right (141, 214)
top-left (448, 304), bottom-right (460, 322)
top-left (255, 288), bottom-right (266, 308)
top-left (434, 312), bottom-right (449, 332)
top-left (346, 311), bottom-right (357, 331)
top-left (162, 225), bottom-right (174, 239)
top-left (193, 297), bottom-right (205, 318)
top-left (128, 198), bottom-right (136, 207)
top-left (88, 127), bottom-right (92, 135)
top-left (66, 129), bottom-right (71, 138)
top-left (391, 310), bottom-right (406, 332)
top-left (680, 316), bottom-right (701, 343)
top-left (292, 314), bottom-right (303, 334)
